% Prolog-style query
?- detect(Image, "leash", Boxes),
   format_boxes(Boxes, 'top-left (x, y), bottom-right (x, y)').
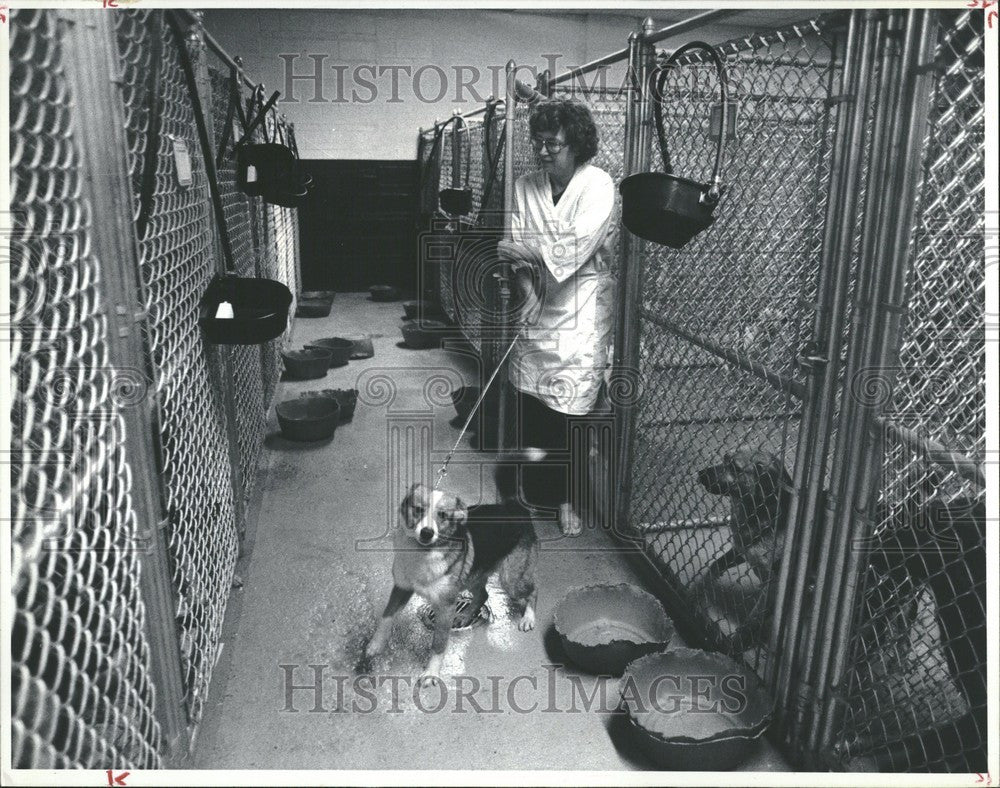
top-left (433, 323), bottom-right (526, 491)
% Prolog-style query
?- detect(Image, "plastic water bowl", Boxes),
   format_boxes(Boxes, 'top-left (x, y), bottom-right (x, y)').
top-left (620, 648), bottom-right (772, 770)
top-left (299, 388), bottom-right (358, 423)
top-left (199, 275), bottom-right (291, 345)
top-left (553, 583), bottom-right (674, 675)
top-left (401, 319), bottom-right (449, 349)
top-left (275, 397), bottom-right (340, 442)
top-left (402, 299), bottom-right (443, 320)
top-left (341, 334), bottom-right (375, 360)
top-left (281, 348), bottom-right (331, 380)
top-left (304, 337), bottom-right (354, 368)
top-left (369, 285), bottom-right (401, 302)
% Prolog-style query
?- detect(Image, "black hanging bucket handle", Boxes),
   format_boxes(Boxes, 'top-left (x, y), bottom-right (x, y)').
top-left (259, 112), bottom-right (313, 208)
top-left (437, 115), bottom-right (474, 217)
top-left (164, 11), bottom-right (291, 345)
top-left (619, 41), bottom-right (730, 249)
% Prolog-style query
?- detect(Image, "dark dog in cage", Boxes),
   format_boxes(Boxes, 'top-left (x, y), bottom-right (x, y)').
top-left (695, 447), bottom-right (793, 649)
top-left (363, 471), bottom-right (538, 687)
top-left (863, 495), bottom-right (987, 773)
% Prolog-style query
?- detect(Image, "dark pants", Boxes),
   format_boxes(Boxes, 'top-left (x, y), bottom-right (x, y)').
top-left (511, 387), bottom-right (610, 512)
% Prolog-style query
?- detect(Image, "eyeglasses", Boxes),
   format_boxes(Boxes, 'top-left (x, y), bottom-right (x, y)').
top-left (530, 137), bottom-right (568, 154)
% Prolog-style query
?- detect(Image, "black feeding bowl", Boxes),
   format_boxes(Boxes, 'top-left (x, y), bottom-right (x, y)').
top-left (402, 299), bottom-right (442, 320)
top-left (553, 583), bottom-right (674, 676)
top-left (199, 276), bottom-right (292, 345)
top-left (299, 388), bottom-right (358, 423)
top-left (304, 337), bottom-right (354, 368)
top-left (341, 334), bottom-right (374, 360)
top-left (369, 285), bottom-right (401, 302)
top-left (281, 348), bottom-right (331, 380)
top-left (295, 291), bottom-right (334, 318)
top-left (401, 319), bottom-right (448, 349)
top-left (299, 290), bottom-right (336, 300)
top-left (619, 172), bottom-right (718, 249)
top-left (620, 648), bottom-right (772, 770)
top-left (275, 397), bottom-right (340, 442)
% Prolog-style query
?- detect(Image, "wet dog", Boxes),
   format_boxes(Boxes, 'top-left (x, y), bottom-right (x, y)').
top-left (364, 478), bottom-right (538, 686)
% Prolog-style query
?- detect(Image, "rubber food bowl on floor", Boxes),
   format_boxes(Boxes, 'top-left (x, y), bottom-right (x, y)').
top-left (369, 285), bottom-right (401, 302)
top-left (299, 388), bottom-right (358, 423)
top-left (281, 348), bottom-right (331, 380)
top-left (299, 290), bottom-right (336, 300)
top-left (275, 397), bottom-right (340, 442)
top-left (341, 334), bottom-right (374, 359)
top-left (553, 583), bottom-right (674, 675)
top-left (304, 337), bottom-right (354, 368)
top-left (199, 275), bottom-right (292, 345)
top-left (295, 291), bottom-right (334, 318)
top-left (620, 648), bottom-right (772, 770)
top-left (402, 300), bottom-right (442, 320)
top-left (401, 319), bottom-right (449, 349)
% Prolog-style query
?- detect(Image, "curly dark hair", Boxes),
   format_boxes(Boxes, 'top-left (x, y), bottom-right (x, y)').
top-left (528, 98), bottom-right (599, 164)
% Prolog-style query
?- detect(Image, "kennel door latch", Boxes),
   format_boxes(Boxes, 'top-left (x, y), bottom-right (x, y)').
top-left (796, 342), bottom-right (829, 371)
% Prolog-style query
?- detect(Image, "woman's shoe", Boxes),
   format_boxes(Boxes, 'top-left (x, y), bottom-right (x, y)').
top-left (559, 503), bottom-right (583, 537)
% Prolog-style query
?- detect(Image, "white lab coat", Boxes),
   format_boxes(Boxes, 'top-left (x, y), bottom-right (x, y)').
top-left (508, 163), bottom-right (617, 415)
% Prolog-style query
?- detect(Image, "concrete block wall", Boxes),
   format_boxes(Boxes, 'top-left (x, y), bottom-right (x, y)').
top-left (202, 9), bottom-right (768, 160)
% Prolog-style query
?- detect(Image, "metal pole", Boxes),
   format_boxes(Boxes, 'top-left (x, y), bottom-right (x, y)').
top-left (797, 7), bottom-right (905, 750)
top-left (491, 60), bottom-right (518, 495)
top-left (178, 9), bottom-right (254, 90)
top-left (545, 7), bottom-right (738, 94)
top-left (642, 9), bottom-right (739, 45)
top-left (769, 9), bottom-right (878, 732)
top-left (451, 109), bottom-right (461, 188)
top-left (612, 19), bottom-right (656, 542)
top-left (639, 309), bottom-right (806, 399)
top-left (815, 9), bottom-right (938, 755)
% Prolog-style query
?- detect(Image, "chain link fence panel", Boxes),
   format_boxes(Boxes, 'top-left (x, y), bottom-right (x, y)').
top-left (831, 10), bottom-right (987, 773)
top-left (624, 17), bottom-right (839, 679)
top-left (9, 8), bottom-right (163, 769)
top-left (112, 9), bottom-right (241, 725)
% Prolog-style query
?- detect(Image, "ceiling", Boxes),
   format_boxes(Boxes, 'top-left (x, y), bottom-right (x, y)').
top-left (551, 8), bottom-right (817, 32)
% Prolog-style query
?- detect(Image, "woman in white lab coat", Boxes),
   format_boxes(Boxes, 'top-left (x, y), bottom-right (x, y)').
top-left (497, 98), bottom-right (617, 536)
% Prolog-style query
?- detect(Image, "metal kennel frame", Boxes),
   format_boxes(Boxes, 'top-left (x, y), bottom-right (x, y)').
top-left (9, 8), bottom-right (301, 764)
top-left (414, 7), bottom-right (988, 773)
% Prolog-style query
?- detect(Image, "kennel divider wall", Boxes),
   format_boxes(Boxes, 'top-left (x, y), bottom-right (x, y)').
top-left (9, 9), bottom-right (301, 764)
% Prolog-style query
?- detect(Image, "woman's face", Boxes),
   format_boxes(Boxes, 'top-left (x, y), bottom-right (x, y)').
top-left (532, 127), bottom-right (576, 183)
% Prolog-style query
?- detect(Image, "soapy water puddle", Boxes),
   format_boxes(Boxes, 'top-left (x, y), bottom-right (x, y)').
top-left (569, 619), bottom-right (653, 646)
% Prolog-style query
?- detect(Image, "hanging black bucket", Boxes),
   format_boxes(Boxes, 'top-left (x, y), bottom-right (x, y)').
top-left (166, 12), bottom-right (292, 345)
top-left (233, 85), bottom-right (296, 198)
top-left (199, 275), bottom-right (292, 344)
top-left (436, 115), bottom-right (473, 217)
top-left (620, 41), bottom-right (729, 249)
top-left (260, 120), bottom-right (313, 208)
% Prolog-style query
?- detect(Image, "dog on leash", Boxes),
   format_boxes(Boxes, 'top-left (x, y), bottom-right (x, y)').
top-left (364, 473), bottom-right (538, 686)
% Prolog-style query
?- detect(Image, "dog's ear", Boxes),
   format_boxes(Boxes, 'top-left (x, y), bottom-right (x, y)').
top-left (448, 496), bottom-right (468, 528)
top-left (400, 483), bottom-right (427, 516)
